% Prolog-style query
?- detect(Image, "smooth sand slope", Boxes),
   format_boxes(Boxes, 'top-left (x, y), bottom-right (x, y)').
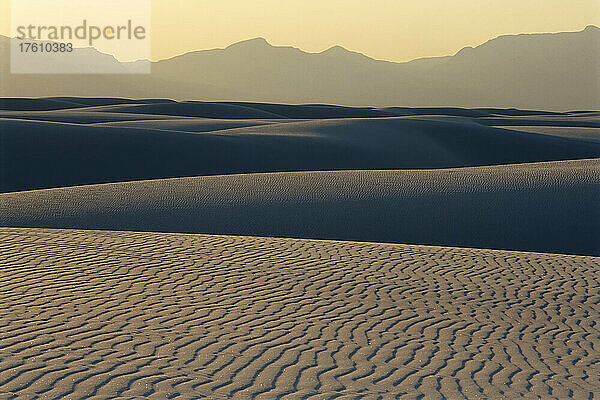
top-left (1, 159), bottom-right (598, 256)
top-left (491, 126), bottom-right (600, 143)
top-left (1, 228), bottom-right (598, 399)
top-left (1, 99), bottom-right (599, 193)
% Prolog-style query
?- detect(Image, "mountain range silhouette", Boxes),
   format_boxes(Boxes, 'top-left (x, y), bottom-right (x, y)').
top-left (1, 26), bottom-right (598, 109)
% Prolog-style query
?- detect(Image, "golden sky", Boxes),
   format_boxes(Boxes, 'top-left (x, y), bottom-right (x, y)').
top-left (1, 0), bottom-right (599, 62)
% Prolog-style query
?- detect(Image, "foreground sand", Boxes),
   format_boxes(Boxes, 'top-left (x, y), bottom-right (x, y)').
top-left (1, 228), bottom-right (598, 399)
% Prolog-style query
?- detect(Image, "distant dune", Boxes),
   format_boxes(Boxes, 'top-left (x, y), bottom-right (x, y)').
top-left (1, 228), bottom-right (598, 398)
top-left (1, 99), bottom-right (599, 193)
top-left (1, 159), bottom-right (598, 256)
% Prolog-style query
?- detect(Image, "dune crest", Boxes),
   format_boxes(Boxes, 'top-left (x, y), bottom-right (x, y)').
top-left (1, 159), bottom-right (598, 256)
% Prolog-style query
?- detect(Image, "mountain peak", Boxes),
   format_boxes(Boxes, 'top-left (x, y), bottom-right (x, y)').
top-left (322, 45), bottom-right (352, 55)
top-left (226, 37), bottom-right (271, 50)
top-left (454, 45), bottom-right (475, 57)
top-left (320, 45), bottom-right (376, 61)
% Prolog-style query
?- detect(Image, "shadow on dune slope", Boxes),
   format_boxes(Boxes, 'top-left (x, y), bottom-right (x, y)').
top-left (1, 115), bottom-right (599, 193)
top-left (1, 159), bottom-right (598, 256)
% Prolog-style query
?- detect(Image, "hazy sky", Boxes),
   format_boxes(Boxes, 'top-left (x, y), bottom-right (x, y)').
top-left (1, 0), bottom-right (599, 62)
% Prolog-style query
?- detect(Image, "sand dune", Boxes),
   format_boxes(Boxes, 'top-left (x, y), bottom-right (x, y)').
top-left (2, 98), bottom-right (596, 121)
top-left (1, 227), bottom-right (598, 398)
top-left (1, 159), bottom-right (598, 256)
top-left (2, 102), bottom-right (599, 193)
top-left (492, 126), bottom-right (600, 143)
top-left (0, 97), bottom-right (179, 111)
top-left (1, 97), bottom-right (599, 398)
top-left (96, 118), bottom-right (294, 133)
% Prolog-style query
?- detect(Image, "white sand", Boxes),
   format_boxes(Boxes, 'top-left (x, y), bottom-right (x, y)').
top-left (1, 159), bottom-right (598, 256)
top-left (1, 228), bottom-right (598, 399)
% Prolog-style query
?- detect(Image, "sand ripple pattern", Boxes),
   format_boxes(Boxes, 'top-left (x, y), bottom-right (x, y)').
top-left (0, 228), bottom-right (599, 399)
